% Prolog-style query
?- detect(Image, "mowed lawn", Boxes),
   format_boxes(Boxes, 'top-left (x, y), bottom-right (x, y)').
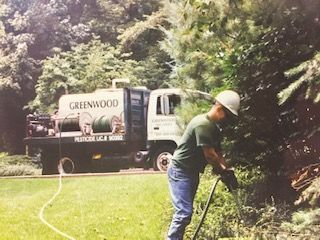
top-left (0, 174), bottom-right (171, 240)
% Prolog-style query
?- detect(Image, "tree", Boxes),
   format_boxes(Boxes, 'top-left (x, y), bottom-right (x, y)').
top-left (118, 8), bottom-right (172, 89)
top-left (83, 0), bottom-right (163, 45)
top-left (0, 0), bottom-right (166, 153)
top-left (0, 0), bottom-right (92, 153)
top-left (163, 0), bottom-right (320, 195)
top-left (278, 52), bottom-right (320, 105)
top-left (32, 38), bottom-right (143, 112)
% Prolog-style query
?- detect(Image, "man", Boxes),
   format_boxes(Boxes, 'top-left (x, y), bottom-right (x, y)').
top-left (167, 90), bottom-right (241, 240)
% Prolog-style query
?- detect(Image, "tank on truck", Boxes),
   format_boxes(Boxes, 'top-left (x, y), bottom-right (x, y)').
top-left (112, 78), bottom-right (130, 89)
top-left (24, 78), bottom-right (153, 174)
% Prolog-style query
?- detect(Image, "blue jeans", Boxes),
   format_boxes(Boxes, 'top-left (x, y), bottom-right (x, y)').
top-left (167, 165), bottom-right (199, 240)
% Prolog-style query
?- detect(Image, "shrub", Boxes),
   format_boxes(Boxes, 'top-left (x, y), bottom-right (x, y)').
top-left (184, 166), bottom-right (270, 239)
top-left (280, 208), bottom-right (320, 239)
top-left (295, 177), bottom-right (320, 208)
top-left (0, 153), bottom-right (41, 176)
top-left (181, 166), bottom-right (315, 240)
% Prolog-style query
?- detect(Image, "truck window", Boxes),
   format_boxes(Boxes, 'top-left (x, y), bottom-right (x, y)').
top-left (169, 94), bottom-right (181, 114)
top-left (156, 94), bottom-right (181, 115)
top-left (156, 96), bottom-right (162, 114)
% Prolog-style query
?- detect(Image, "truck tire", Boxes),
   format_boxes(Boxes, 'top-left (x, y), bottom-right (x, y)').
top-left (58, 157), bottom-right (76, 174)
top-left (58, 154), bottom-right (91, 174)
top-left (41, 149), bottom-right (59, 175)
top-left (152, 146), bottom-right (175, 172)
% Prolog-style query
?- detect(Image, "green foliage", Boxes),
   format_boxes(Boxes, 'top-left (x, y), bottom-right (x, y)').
top-left (183, 167), bottom-right (320, 240)
top-left (175, 94), bottom-right (212, 132)
top-left (184, 166), bottom-right (270, 239)
top-left (279, 208), bottom-right (320, 240)
top-left (117, 6), bottom-right (171, 89)
top-left (164, 0), bottom-right (320, 178)
top-left (278, 52), bottom-right (320, 104)
top-left (0, 0), bottom-right (91, 153)
top-left (132, 50), bottom-right (172, 89)
top-left (162, 0), bottom-right (262, 91)
top-left (0, 0), bottom-right (168, 153)
top-left (185, 167), bottom-right (319, 240)
top-left (0, 153), bottom-right (40, 176)
top-left (118, 10), bottom-right (166, 52)
top-left (295, 177), bottom-right (320, 208)
top-left (240, 202), bottom-right (293, 240)
top-left (32, 38), bottom-right (143, 112)
top-left (230, 0), bottom-right (320, 171)
top-left (85, 0), bottom-right (163, 45)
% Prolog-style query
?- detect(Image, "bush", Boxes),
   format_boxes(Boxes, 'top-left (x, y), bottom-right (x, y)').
top-left (175, 95), bottom-right (212, 133)
top-left (281, 208), bottom-right (320, 240)
top-left (295, 177), bottom-right (320, 208)
top-left (181, 166), bottom-right (302, 240)
top-left (183, 166), bottom-right (269, 239)
top-left (0, 153), bottom-right (41, 176)
top-left (244, 206), bottom-right (320, 240)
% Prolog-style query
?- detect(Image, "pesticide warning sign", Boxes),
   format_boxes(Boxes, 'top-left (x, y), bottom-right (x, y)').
top-left (74, 135), bottom-right (124, 142)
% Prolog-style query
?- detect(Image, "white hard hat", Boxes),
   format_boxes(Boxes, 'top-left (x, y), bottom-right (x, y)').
top-left (215, 90), bottom-right (240, 116)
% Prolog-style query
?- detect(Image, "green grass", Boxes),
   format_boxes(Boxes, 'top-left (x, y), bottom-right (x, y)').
top-left (0, 174), bottom-right (170, 240)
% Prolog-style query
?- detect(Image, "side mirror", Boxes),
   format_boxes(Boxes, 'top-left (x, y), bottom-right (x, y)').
top-left (161, 95), bottom-right (170, 115)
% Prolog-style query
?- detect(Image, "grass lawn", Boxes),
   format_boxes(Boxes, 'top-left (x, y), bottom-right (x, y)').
top-left (0, 174), bottom-right (170, 240)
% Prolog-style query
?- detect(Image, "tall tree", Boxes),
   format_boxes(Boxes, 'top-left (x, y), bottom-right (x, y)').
top-left (0, 0), bottom-right (90, 153)
top-left (32, 38), bottom-right (143, 112)
top-left (83, 0), bottom-right (163, 45)
top-left (0, 0), bottom-right (168, 153)
top-left (163, 0), bottom-right (320, 196)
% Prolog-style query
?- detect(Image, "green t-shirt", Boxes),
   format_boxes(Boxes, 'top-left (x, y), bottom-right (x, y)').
top-left (171, 114), bottom-right (222, 173)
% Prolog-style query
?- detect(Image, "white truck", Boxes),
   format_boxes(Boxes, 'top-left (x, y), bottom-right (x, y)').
top-left (24, 82), bottom-right (212, 174)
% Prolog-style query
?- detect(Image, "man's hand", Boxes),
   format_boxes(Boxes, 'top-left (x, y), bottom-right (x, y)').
top-left (220, 169), bottom-right (238, 192)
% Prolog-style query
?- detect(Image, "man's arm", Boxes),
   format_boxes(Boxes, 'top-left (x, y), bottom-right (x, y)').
top-left (202, 146), bottom-right (229, 172)
top-left (202, 146), bottom-right (239, 191)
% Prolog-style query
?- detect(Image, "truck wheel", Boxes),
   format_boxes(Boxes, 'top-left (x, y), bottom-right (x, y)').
top-left (152, 146), bottom-right (175, 172)
top-left (41, 149), bottom-right (59, 175)
top-left (58, 157), bottom-right (76, 174)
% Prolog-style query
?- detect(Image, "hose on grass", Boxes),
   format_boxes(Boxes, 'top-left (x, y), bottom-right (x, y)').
top-left (39, 173), bottom-right (76, 240)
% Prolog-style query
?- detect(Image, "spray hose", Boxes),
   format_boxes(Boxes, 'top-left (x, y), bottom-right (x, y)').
top-left (38, 114), bottom-right (77, 240)
top-left (39, 174), bottom-right (76, 240)
top-left (192, 177), bottom-right (221, 240)
top-left (191, 177), bottom-right (243, 240)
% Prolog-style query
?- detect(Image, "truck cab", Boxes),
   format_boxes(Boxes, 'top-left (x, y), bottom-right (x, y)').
top-left (146, 88), bottom-right (213, 171)
top-left (146, 89), bottom-right (182, 171)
